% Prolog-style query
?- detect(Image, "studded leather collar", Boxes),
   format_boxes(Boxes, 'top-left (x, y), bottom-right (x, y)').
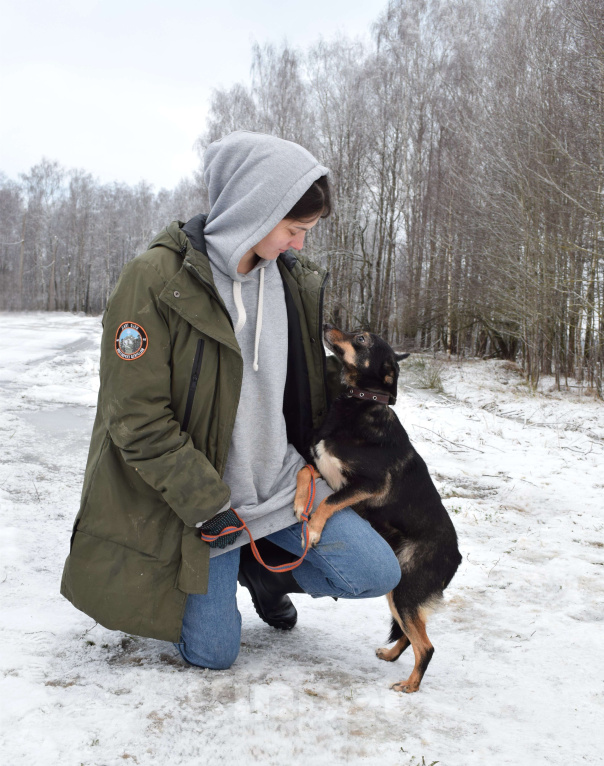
top-left (345, 386), bottom-right (392, 405)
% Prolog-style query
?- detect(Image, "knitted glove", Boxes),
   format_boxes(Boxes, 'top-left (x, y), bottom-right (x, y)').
top-left (198, 508), bottom-right (243, 549)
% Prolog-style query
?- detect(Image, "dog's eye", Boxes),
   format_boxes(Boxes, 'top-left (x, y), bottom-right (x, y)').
top-left (356, 335), bottom-right (366, 343)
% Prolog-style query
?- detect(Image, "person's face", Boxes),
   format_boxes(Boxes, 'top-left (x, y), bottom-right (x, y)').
top-left (253, 213), bottom-right (322, 261)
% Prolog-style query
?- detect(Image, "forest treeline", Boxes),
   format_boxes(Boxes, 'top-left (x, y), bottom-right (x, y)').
top-left (1, 0), bottom-right (602, 393)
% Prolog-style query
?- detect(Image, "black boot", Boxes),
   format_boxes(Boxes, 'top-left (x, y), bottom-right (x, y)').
top-left (237, 539), bottom-right (304, 630)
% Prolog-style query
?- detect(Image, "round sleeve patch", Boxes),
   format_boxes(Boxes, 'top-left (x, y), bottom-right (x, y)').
top-left (115, 322), bottom-right (149, 360)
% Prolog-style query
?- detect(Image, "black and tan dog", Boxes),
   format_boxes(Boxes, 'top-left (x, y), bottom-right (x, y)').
top-left (294, 325), bottom-right (462, 693)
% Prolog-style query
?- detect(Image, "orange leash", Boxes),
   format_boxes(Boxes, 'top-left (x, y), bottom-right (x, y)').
top-left (199, 465), bottom-right (317, 572)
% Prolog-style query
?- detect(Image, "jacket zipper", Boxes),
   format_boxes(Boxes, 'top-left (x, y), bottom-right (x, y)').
top-left (319, 270), bottom-right (330, 409)
top-left (182, 338), bottom-right (205, 432)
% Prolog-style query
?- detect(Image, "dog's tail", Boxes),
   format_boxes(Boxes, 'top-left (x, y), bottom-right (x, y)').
top-left (388, 617), bottom-right (404, 644)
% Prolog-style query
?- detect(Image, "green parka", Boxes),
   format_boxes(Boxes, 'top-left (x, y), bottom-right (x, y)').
top-left (60, 219), bottom-right (339, 642)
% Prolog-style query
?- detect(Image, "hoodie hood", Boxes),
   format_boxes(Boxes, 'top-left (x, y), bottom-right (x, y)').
top-left (202, 131), bottom-right (329, 281)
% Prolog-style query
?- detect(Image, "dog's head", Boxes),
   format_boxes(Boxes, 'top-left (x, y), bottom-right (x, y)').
top-left (323, 324), bottom-right (409, 402)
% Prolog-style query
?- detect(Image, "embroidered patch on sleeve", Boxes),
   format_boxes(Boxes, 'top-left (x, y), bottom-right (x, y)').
top-left (115, 322), bottom-right (149, 360)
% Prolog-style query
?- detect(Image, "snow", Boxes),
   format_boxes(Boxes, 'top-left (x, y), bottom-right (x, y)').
top-left (0, 312), bottom-right (603, 766)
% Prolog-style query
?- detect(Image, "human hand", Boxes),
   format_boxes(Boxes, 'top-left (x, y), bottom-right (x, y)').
top-left (198, 508), bottom-right (243, 549)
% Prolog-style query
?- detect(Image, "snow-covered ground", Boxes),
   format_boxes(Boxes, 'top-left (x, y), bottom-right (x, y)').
top-left (0, 312), bottom-right (602, 766)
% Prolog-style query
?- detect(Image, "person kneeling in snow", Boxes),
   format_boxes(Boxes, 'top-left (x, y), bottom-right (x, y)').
top-left (61, 131), bottom-right (401, 668)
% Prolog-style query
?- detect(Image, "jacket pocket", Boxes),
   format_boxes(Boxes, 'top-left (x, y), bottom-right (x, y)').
top-left (182, 338), bottom-right (205, 433)
top-left (76, 439), bottom-right (172, 559)
top-left (71, 431), bottom-right (111, 548)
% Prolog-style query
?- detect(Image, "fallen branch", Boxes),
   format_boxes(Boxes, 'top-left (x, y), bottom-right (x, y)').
top-left (412, 424), bottom-right (485, 453)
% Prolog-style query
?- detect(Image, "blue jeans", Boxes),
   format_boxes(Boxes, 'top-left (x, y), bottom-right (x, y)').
top-left (175, 509), bottom-right (401, 669)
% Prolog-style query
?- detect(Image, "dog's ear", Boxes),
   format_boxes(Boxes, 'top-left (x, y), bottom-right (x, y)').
top-left (395, 352), bottom-right (410, 363)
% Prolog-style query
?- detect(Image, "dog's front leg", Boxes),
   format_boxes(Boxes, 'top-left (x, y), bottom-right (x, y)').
top-left (306, 485), bottom-right (375, 547)
top-left (293, 465), bottom-right (322, 522)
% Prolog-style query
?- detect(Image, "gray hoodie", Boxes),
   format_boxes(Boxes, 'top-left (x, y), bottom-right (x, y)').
top-left (197, 131), bottom-right (331, 556)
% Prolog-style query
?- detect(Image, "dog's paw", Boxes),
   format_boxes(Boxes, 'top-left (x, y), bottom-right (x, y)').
top-left (306, 521), bottom-right (323, 548)
top-left (301, 527), bottom-right (319, 549)
top-left (293, 496), bottom-right (307, 522)
top-left (375, 647), bottom-right (397, 662)
top-left (293, 475), bottom-right (312, 522)
top-left (390, 680), bottom-right (419, 694)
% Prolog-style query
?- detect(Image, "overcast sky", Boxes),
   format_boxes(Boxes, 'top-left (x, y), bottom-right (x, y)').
top-left (1, 0), bottom-right (381, 190)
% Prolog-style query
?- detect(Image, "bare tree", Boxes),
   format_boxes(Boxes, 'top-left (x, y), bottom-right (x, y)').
top-left (2, 0), bottom-right (602, 395)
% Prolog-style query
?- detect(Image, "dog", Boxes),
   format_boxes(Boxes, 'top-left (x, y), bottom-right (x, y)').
top-left (294, 325), bottom-right (462, 693)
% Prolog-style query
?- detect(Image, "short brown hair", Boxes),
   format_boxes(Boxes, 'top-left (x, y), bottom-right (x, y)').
top-left (285, 174), bottom-right (331, 221)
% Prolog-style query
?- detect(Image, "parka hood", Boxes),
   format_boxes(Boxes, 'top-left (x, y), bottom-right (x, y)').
top-left (202, 131), bottom-right (328, 281)
top-left (148, 219), bottom-right (215, 287)
top-left (147, 220), bottom-right (192, 257)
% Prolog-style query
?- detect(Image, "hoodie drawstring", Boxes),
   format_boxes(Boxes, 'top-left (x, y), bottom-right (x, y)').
top-left (232, 281), bottom-right (246, 334)
top-left (253, 268), bottom-right (265, 372)
top-left (231, 267), bottom-right (265, 372)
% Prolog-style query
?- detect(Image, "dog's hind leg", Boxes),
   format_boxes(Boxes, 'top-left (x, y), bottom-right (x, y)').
top-left (390, 612), bottom-right (434, 694)
top-left (376, 597), bottom-right (411, 662)
top-left (376, 636), bottom-right (410, 662)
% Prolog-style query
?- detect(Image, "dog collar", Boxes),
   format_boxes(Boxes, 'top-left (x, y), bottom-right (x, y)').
top-left (346, 387), bottom-right (391, 405)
